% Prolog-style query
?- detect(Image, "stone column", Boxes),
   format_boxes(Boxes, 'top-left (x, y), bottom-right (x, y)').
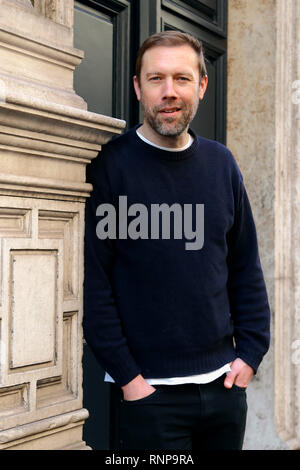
top-left (274, 0), bottom-right (300, 450)
top-left (0, 0), bottom-right (125, 449)
top-left (227, 0), bottom-right (284, 449)
top-left (228, 0), bottom-right (300, 450)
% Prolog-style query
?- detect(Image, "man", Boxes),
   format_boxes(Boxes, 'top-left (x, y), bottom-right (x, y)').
top-left (83, 31), bottom-right (270, 450)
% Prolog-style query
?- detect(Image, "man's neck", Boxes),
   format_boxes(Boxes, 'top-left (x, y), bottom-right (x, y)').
top-left (138, 122), bottom-right (190, 149)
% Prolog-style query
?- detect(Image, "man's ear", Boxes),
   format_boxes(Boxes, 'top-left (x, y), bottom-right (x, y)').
top-left (199, 75), bottom-right (208, 101)
top-left (133, 75), bottom-right (141, 101)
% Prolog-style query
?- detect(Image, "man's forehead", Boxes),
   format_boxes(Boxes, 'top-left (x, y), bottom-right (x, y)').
top-left (141, 44), bottom-right (198, 67)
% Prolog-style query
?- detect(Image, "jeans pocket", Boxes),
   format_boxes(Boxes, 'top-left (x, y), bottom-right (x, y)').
top-left (122, 388), bottom-right (162, 405)
top-left (232, 384), bottom-right (247, 392)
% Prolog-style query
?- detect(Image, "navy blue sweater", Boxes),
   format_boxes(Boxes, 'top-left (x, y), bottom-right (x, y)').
top-left (83, 126), bottom-right (270, 387)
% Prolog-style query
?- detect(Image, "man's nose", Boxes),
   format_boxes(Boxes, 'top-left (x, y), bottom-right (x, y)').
top-left (162, 77), bottom-right (178, 99)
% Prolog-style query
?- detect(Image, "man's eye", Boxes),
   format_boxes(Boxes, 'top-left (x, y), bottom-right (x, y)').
top-left (150, 77), bottom-right (161, 81)
top-left (177, 77), bottom-right (188, 81)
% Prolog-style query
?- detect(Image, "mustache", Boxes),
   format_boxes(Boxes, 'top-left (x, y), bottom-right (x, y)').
top-left (153, 101), bottom-right (186, 113)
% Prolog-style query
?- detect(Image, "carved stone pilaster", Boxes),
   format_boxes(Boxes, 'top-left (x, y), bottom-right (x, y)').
top-left (0, 0), bottom-right (126, 450)
top-left (32, 0), bottom-right (73, 28)
top-left (274, 0), bottom-right (300, 449)
top-left (0, 0), bottom-right (83, 109)
top-left (0, 94), bottom-right (125, 451)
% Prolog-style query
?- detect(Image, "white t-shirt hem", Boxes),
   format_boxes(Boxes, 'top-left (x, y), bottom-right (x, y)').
top-left (104, 363), bottom-right (232, 386)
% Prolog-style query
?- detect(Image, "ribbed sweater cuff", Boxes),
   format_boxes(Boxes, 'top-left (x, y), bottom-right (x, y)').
top-left (236, 350), bottom-right (264, 374)
top-left (106, 351), bottom-right (142, 387)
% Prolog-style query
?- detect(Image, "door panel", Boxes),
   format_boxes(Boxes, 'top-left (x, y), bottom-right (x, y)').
top-left (74, 3), bottom-right (113, 116)
top-left (82, 343), bottom-right (111, 449)
top-left (74, 0), bottom-right (131, 123)
top-left (191, 59), bottom-right (216, 141)
top-left (161, 0), bottom-right (226, 33)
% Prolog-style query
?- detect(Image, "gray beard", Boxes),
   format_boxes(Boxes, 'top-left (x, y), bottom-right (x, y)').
top-left (140, 96), bottom-right (199, 137)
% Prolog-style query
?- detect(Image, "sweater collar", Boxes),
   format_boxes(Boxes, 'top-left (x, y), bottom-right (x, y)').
top-left (133, 124), bottom-right (198, 161)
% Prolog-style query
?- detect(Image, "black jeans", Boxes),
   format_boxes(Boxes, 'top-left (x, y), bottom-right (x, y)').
top-left (110, 374), bottom-right (248, 451)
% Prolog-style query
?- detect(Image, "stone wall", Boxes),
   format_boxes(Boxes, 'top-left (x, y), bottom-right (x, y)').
top-left (227, 0), bottom-right (300, 450)
top-left (0, 0), bottom-right (125, 449)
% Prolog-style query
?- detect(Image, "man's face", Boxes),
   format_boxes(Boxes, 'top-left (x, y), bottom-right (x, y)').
top-left (134, 45), bottom-right (207, 139)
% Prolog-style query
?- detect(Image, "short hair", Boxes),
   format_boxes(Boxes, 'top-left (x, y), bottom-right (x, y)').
top-left (135, 31), bottom-right (207, 84)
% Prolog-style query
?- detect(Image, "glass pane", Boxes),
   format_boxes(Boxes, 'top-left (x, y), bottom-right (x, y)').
top-left (74, 2), bottom-right (113, 116)
top-left (190, 58), bottom-right (216, 140)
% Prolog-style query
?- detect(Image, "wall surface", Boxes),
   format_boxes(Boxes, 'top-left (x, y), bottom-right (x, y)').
top-left (0, 0), bottom-right (125, 449)
top-left (227, 0), bottom-right (287, 450)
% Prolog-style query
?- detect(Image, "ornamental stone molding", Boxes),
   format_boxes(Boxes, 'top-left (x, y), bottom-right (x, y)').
top-left (31, 0), bottom-right (73, 28)
top-left (0, 0), bottom-right (83, 109)
top-left (274, 0), bottom-right (300, 449)
top-left (0, 0), bottom-right (125, 450)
